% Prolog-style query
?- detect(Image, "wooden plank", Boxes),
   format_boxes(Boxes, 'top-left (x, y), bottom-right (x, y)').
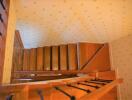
top-left (68, 44), bottom-right (77, 70)
top-left (17, 48), bottom-right (23, 71)
top-left (30, 48), bottom-right (36, 71)
top-left (50, 47), bottom-right (52, 70)
top-left (60, 45), bottom-right (67, 70)
top-left (81, 44), bottom-right (111, 72)
top-left (23, 49), bottom-right (30, 71)
top-left (78, 43), bottom-right (102, 69)
top-left (52, 46), bottom-right (59, 70)
top-left (44, 46), bottom-right (51, 70)
top-left (37, 47), bottom-right (44, 71)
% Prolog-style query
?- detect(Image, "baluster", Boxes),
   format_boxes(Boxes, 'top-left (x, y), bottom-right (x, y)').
top-left (37, 90), bottom-right (44, 100)
top-left (92, 79), bottom-right (113, 83)
top-left (0, 32), bottom-right (2, 36)
top-left (6, 94), bottom-right (14, 100)
top-left (85, 81), bottom-right (106, 85)
top-left (54, 87), bottom-right (76, 100)
top-left (0, 13), bottom-right (4, 23)
top-left (0, 0), bottom-right (6, 10)
top-left (67, 84), bottom-right (91, 93)
top-left (77, 82), bottom-right (100, 89)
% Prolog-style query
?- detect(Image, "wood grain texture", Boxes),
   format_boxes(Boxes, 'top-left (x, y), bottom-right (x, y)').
top-left (60, 45), bottom-right (67, 70)
top-left (52, 46), bottom-right (59, 70)
top-left (78, 43), bottom-right (102, 69)
top-left (23, 49), bottom-right (30, 71)
top-left (30, 48), bottom-right (36, 71)
top-left (81, 44), bottom-right (111, 72)
top-left (44, 46), bottom-right (51, 70)
top-left (37, 47), bottom-right (43, 71)
top-left (68, 44), bottom-right (77, 70)
top-left (0, 0), bottom-right (10, 83)
top-left (17, 49), bottom-right (23, 71)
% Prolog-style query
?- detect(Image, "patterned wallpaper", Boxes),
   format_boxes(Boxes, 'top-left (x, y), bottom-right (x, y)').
top-left (110, 34), bottom-right (132, 100)
top-left (14, 0), bottom-right (132, 48)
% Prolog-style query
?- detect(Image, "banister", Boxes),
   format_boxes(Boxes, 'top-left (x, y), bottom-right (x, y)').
top-left (77, 82), bottom-right (100, 89)
top-left (78, 79), bottom-right (123, 100)
top-left (0, 77), bottom-right (122, 100)
top-left (67, 84), bottom-right (91, 93)
top-left (0, 76), bottom-right (93, 93)
top-left (6, 94), bottom-right (14, 100)
top-left (54, 87), bottom-right (76, 100)
top-left (85, 81), bottom-right (106, 85)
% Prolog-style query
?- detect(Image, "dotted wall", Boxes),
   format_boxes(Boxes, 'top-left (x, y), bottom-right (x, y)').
top-left (110, 34), bottom-right (132, 100)
top-left (14, 0), bottom-right (132, 48)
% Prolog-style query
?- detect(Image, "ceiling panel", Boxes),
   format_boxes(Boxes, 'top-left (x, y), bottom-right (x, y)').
top-left (14, 0), bottom-right (132, 48)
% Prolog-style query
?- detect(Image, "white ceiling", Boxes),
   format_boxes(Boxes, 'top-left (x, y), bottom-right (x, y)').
top-left (14, 0), bottom-right (132, 48)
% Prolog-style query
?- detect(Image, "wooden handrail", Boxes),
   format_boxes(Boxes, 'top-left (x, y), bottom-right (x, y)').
top-left (0, 75), bottom-right (93, 93)
top-left (0, 77), bottom-right (122, 100)
top-left (78, 79), bottom-right (123, 100)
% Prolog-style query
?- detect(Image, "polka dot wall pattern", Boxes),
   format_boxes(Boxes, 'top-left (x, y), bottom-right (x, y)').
top-left (14, 0), bottom-right (132, 48)
top-left (110, 34), bottom-right (132, 100)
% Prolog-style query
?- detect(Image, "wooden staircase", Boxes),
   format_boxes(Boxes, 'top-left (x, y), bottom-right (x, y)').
top-left (0, 1), bottom-right (123, 99)
top-left (12, 32), bottom-right (111, 83)
top-left (0, 74), bottom-right (123, 100)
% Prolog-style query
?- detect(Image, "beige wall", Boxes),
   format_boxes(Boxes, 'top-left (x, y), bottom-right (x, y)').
top-left (110, 34), bottom-right (132, 100)
top-left (2, 0), bottom-right (16, 84)
top-left (14, 0), bottom-right (132, 48)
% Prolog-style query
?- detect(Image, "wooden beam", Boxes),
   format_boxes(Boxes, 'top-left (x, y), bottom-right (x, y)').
top-left (23, 49), bottom-right (30, 71)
